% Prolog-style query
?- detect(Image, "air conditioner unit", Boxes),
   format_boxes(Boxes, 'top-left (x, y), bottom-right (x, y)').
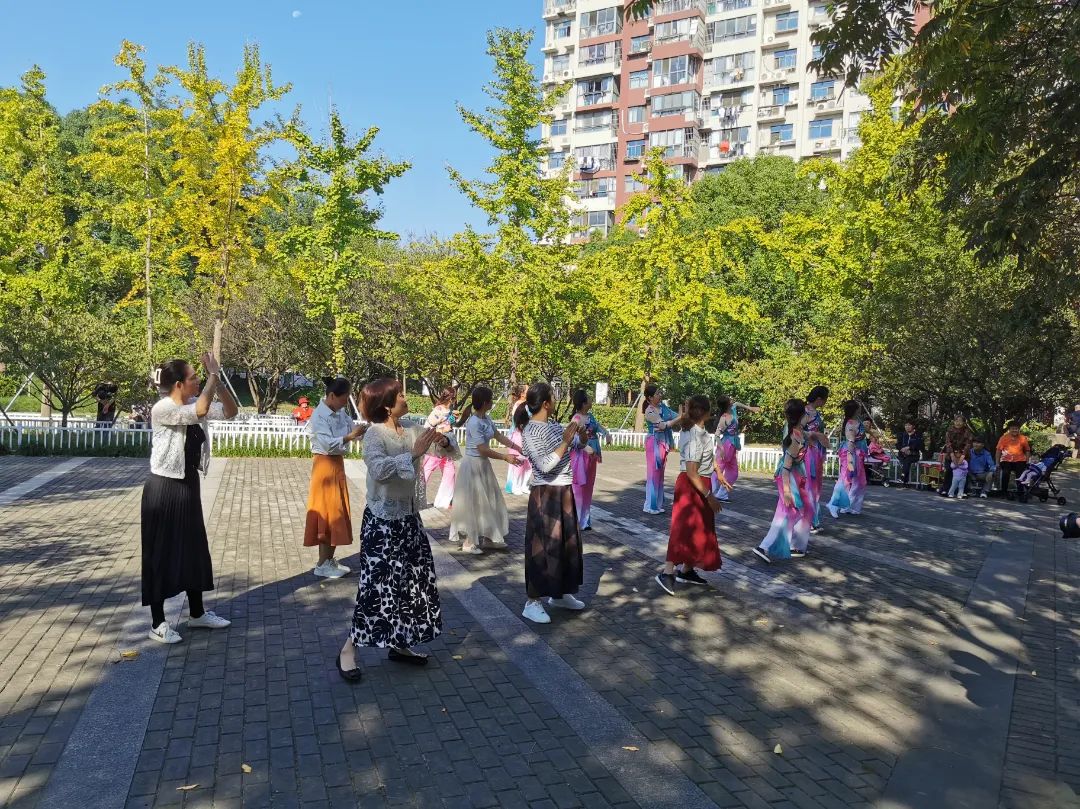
top-left (544, 74), bottom-right (553, 82)
top-left (817, 102), bottom-right (825, 110)
top-left (829, 138), bottom-right (838, 146)
top-left (814, 139), bottom-right (824, 148)
top-left (562, 70), bottom-right (571, 77)
top-left (766, 35), bottom-right (774, 42)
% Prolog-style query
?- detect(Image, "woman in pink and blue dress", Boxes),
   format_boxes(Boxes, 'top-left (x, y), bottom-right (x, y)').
top-left (422, 388), bottom-right (458, 509)
top-left (709, 396), bottom-right (761, 502)
top-left (827, 400), bottom-right (867, 519)
top-left (504, 385), bottom-right (533, 497)
top-left (643, 384), bottom-right (678, 514)
top-left (569, 389), bottom-right (610, 531)
top-left (753, 399), bottom-right (814, 563)
top-left (802, 386), bottom-right (830, 533)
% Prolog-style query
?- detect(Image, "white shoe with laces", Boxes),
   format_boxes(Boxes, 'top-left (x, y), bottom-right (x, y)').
top-left (314, 560), bottom-right (345, 578)
top-left (330, 559), bottom-right (351, 575)
top-left (547, 594), bottom-right (585, 611)
top-left (187, 611), bottom-right (230, 629)
top-left (522, 600), bottom-right (551, 624)
top-left (149, 622), bottom-right (182, 644)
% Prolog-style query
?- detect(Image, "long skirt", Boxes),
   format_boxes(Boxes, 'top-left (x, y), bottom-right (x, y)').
top-left (759, 469), bottom-right (813, 558)
top-left (667, 473), bottom-right (722, 570)
top-left (422, 453), bottom-right (456, 510)
top-left (141, 471), bottom-right (214, 606)
top-left (644, 436), bottom-right (670, 512)
top-left (711, 439), bottom-right (739, 499)
top-left (570, 448), bottom-right (598, 529)
top-left (350, 509), bottom-right (442, 649)
top-left (829, 448), bottom-right (867, 515)
top-left (525, 485), bottom-right (583, 599)
top-left (504, 429), bottom-right (533, 496)
top-left (449, 455), bottom-right (509, 544)
top-left (303, 454), bottom-right (353, 547)
top-left (804, 444), bottom-right (825, 529)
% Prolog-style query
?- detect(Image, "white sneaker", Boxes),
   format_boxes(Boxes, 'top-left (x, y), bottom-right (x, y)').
top-left (643, 508), bottom-right (664, 515)
top-left (149, 622), bottom-right (182, 644)
top-left (188, 610), bottom-right (230, 629)
top-left (547, 594), bottom-right (585, 610)
top-left (522, 600), bottom-right (551, 624)
top-left (314, 560), bottom-right (345, 578)
top-left (827, 504), bottom-right (840, 519)
top-left (330, 559), bottom-right (351, 575)
top-left (980, 492), bottom-right (988, 499)
top-left (460, 542), bottom-right (484, 555)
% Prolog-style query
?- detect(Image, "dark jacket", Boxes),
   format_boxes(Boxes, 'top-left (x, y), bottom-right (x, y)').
top-left (896, 430), bottom-right (923, 459)
top-left (1068, 411), bottom-right (1080, 436)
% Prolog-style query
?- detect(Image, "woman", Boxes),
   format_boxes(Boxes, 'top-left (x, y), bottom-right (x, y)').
top-left (802, 386), bottom-right (830, 533)
top-left (423, 388), bottom-right (458, 509)
top-left (449, 386), bottom-right (521, 554)
top-left (754, 399), bottom-right (813, 563)
top-left (569, 389), bottom-right (610, 531)
top-left (827, 400), bottom-right (867, 518)
top-left (305, 376), bottom-right (367, 579)
top-left (710, 396), bottom-right (762, 501)
top-left (516, 383), bottom-right (587, 625)
top-left (938, 414), bottom-right (974, 497)
top-left (643, 384), bottom-right (678, 514)
top-left (504, 385), bottom-right (533, 496)
top-left (655, 395), bottom-right (727, 596)
top-left (142, 352), bottom-right (238, 644)
top-left (336, 379), bottom-right (458, 680)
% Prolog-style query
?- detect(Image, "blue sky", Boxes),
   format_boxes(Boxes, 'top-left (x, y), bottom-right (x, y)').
top-left (0, 0), bottom-right (543, 239)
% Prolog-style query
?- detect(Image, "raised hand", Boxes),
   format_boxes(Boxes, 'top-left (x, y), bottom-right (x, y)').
top-left (413, 428), bottom-right (439, 458)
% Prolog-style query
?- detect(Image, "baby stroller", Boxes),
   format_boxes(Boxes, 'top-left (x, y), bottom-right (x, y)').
top-left (864, 450), bottom-right (895, 487)
top-left (1017, 444), bottom-right (1069, 505)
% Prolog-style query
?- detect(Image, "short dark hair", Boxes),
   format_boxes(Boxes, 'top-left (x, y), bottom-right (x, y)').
top-left (322, 376), bottom-right (351, 397)
top-left (437, 388), bottom-right (455, 406)
top-left (471, 385), bottom-right (494, 411)
top-left (572, 388), bottom-right (590, 413)
top-left (685, 394), bottom-right (711, 422)
top-left (361, 378), bottom-right (402, 423)
top-left (806, 385), bottom-right (829, 404)
top-left (716, 394), bottom-right (732, 413)
top-left (155, 360), bottom-right (191, 395)
top-left (1007, 420), bottom-right (1022, 430)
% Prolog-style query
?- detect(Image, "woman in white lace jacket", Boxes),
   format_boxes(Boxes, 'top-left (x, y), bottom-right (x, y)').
top-left (142, 353), bottom-right (238, 645)
top-left (336, 378), bottom-right (459, 681)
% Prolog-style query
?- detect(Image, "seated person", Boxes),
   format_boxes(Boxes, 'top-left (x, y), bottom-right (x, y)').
top-left (995, 421), bottom-right (1032, 497)
top-left (292, 397), bottom-right (315, 424)
top-left (895, 421), bottom-right (923, 485)
top-left (967, 439), bottom-right (996, 498)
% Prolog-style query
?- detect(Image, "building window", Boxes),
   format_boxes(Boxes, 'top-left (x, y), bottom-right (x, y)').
top-left (625, 173), bottom-right (646, 193)
top-left (588, 211), bottom-right (611, 227)
top-left (770, 123), bottom-right (794, 143)
top-left (654, 17), bottom-right (694, 43)
top-left (626, 139), bottom-right (646, 159)
top-left (812, 44), bottom-right (824, 60)
top-left (772, 85), bottom-right (791, 106)
top-left (628, 105), bottom-right (646, 123)
top-left (552, 54), bottom-right (570, 74)
top-left (809, 118), bottom-right (835, 139)
top-left (649, 128), bottom-right (690, 158)
top-left (553, 19), bottom-right (571, 39)
top-left (575, 110), bottom-right (613, 132)
top-left (550, 119), bottom-right (567, 136)
top-left (578, 76), bottom-right (616, 106)
top-left (580, 7), bottom-right (620, 38)
top-left (708, 0), bottom-right (753, 10)
top-left (774, 49), bottom-right (797, 70)
top-left (810, 80), bottom-right (835, 101)
top-left (549, 151), bottom-right (566, 169)
top-left (652, 90), bottom-right (700, 117)
top-left (630, 35), bottom-right (651, 54)
top-left (708, 52), bottom-right (755, 86)
top-left (629, 70), bottom-right (649, 89)
top-left (708, 14), bottom-right (757, 43)
top-left (775, 11), bottom-right (798, 32)
top-left (653, 55), bottom-right (695, 87)
top-left (711, 127), bottom-right (750, 145)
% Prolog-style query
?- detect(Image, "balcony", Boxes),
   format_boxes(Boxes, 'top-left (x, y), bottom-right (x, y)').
top-left (763, 0), bottom-right (791, 9)
top-left (756, 105), bottom-right (785, 122)
top-left (711, 105), bottom-right (746, 127)
top-left (845, 126), bottom-right (861, 145)
top-left (629, 38), bottom-right (653, 56)
top-left (653, 106), bottom-right (705, 127)
top-left (573, 118), bottom-right (618, 135)
top-left (711, 141), bottom-right (748, 161)
top-left (578, 44), bottom-right (622, 74)
top-left (760, 134), bottom-right (795, 148)
top-left (706, 68), bottom-right (755, 89)
top-left (574, 184), bottom-right (617, 201)
top-left (654, 24), bottom-right (709, 53)
top-left (577, 90), bottom-right (620, 108)
top-left (655, 0), bottom-right (707, 16)
top-left (580, 21), bottom-right (621, 40)
top-left (543, 0), bottom-right (576, 19)
top-left (575, 157), bottom-right (617, 174)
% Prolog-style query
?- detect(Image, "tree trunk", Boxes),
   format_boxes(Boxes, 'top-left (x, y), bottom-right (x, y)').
top-left (246, 371), bottom-right (263, 414)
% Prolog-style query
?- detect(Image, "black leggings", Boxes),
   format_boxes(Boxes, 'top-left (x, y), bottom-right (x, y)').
top-left (150, 591), bottom-right (204, 626)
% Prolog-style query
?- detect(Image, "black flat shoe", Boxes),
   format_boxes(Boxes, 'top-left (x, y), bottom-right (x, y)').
top-left (336, 653), bottom-right (362, 682)
top-left (388, 648), bottom-right (429, 666)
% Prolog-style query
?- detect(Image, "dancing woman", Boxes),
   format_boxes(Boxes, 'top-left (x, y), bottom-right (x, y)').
top-left (516, 383), bottom-right (586, 625)
top-left (505, 385), bottom-right (533, 496)
top-left (305, 376), bottom-right (367, 579)
top-left (449, 386), bottom-right (521, 554)
top-left (754, 399), bottom-right (813, 563)
top-left (643, 384), bottom-right (678, 514)
top-left (336, 379), bottom-right (458, 680)
top-left (710, 396), bottom-right (761, 501)
top-left (655, 395), bottom-right (727, 596)
top-left (569, 389), bottom-right (610, 531)
top-left (827, 400), bottom-right (867, 518)
top-left (802, 386), bottom-right (830, 533)
top-left (142, 352), bottom-right (238, 644)
top-left (422, 388), bottom-right (458, 509)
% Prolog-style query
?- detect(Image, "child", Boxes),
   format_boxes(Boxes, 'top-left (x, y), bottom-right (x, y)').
top-left (423, 388), bottom-right (458, 509)
top-left (968, 439), bottom-right (996, 498)
top-left (569, 389), bottom-right (610, 531)
top-left (946, 450), bottom-right (969, 498)
top-left (864, 419), bottom-right (891, 463)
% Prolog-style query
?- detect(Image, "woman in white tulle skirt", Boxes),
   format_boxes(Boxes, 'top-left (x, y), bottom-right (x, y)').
top-left (450, 386), bottom-right (523, 554)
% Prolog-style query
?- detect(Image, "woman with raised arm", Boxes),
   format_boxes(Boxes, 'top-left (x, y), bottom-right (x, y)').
top-left (802, 386), bottom-right (830, 533)
top-left (754, 399), bottom-right (813, 563)
top-left (643, 384), bottom-right (678, 514)
top-left (504, 385), bottom-right (533, 496)
top-left (827, 400), bottom-right (867, 519)
top-left (422, 387), bottom-right (458, 509)
top-left (450, 385), bottom-right (522, 554)
top-left (142, 352), bottom-right (238, 644)
top-left (336, 379), bottom-right (458, 681)
top-left (709, 395), bottom-right (762, 501)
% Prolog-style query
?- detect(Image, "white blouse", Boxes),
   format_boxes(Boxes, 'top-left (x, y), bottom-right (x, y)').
top-left (362, 417), bottom-right (460, 519)
top-left (149, 397), bottom-right (226, 479)
top-left (678, 424), bottom-right (716, 476)
top-left (309, 400), bottom-right (354, 456)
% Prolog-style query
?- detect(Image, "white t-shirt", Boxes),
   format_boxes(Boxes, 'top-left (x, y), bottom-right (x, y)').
top-left (678, 424), bottom-right (716, 476)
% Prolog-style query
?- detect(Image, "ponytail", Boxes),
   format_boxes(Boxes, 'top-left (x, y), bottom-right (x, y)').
top-left (781, 398), bottom-right (806, 451)
top-left (514, 382), bottom-right (553, 431)
top-left (642, 384), bottom-right (659, 413)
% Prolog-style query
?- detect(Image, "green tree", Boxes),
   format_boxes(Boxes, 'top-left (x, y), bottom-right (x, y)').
top-left (689, 155), bottom-right (826, 231)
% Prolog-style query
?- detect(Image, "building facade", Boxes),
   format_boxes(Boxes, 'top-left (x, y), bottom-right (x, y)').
top-left (540, 0), bottom-right (871, 238)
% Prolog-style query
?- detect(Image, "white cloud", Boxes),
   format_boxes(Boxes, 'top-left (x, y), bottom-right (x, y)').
top-left (292, 9), bottom-right (302, 18)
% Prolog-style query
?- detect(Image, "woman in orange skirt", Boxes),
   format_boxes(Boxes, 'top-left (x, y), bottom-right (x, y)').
top-left (305, 376), bottom-right (366, 578)
top-left (655, 395), bottom-right (729, 596)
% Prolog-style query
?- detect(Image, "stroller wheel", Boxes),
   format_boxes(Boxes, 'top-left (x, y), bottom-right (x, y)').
top-left (1059, 497), bottom-right (1068, 506)
top-left (882, 480), bottom-right (890, 488)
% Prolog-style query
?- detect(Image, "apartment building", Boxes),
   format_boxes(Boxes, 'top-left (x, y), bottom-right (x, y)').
top-left (540, 0), bottom-right (871, 238)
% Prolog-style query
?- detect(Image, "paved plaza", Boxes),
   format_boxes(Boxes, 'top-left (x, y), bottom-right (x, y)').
top-left (0, 451), bottom-right (1077, 809)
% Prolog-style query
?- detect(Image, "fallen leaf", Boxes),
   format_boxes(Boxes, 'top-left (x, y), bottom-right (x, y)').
top-left (119, 651), bottom-right (139, 660)
top-left (452, 655), bottom-right (464, 660)
top-left (177, 784), bottom-right (199, 791)
top-left (773, 744), bottom-right (783, 755)
top-left (241, 764), bottom-right (252, 774)
top-left (622, 746), bottom-right (639, 751)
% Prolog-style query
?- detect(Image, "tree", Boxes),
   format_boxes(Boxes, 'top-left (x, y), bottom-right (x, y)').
top-left (689, 155), bottom-right (826, 232)
top-left (161, 43), bottom-right (294, 361)
top-left (284, 109), bottom-right (409, 370)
